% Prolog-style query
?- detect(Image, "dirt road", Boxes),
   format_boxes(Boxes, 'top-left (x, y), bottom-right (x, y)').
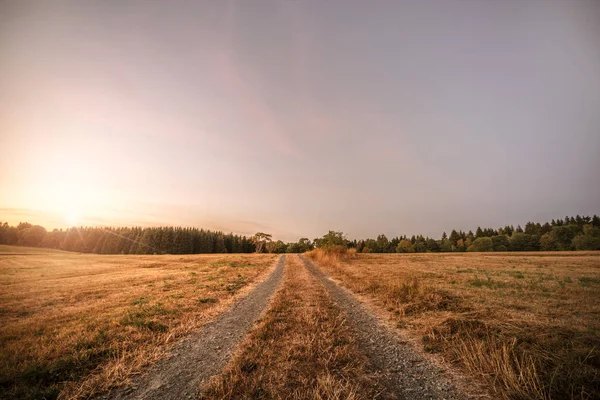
top-left (105, 255), bottom-right (286, 400)
top-left (300, 255), bottom-right (464, 399)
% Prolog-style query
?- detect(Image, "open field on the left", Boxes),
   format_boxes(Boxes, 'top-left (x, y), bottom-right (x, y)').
top-left (0, 246), bottom-right (276, 400)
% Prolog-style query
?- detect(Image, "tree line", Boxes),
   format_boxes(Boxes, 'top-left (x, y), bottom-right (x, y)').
top-left (0, 223), bottom-right (259, 254)
top-left (1, 214), bottom-right (599, 254)
top-left (332, 214), bottom-right (600, 253)
top-left (0, 222), bottom-right (317, 254)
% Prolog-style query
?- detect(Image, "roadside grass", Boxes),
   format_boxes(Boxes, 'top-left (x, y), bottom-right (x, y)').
top-left (200, 255), bottom-right (380, 399)
top-left (0, 248), bottom-right (276, 400)
top-left (308, 250), bottom-right (600, 399)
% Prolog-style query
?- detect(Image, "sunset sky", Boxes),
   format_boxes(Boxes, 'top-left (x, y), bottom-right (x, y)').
top-left (1, 0), bottom-right (599, 241)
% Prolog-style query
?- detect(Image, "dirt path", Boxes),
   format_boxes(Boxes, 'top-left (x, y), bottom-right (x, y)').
top-left (199, 254), bottom-right (387, 399)
top-left (104, 255), bottom-right (286, 400)
top-left (300, 255), bottom-right (464, 400)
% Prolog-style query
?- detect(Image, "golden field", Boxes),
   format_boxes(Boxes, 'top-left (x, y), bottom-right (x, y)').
top-left (0, 246), bottom-right (276, 400)
top-left (308, 250), bottom-right (600, 399)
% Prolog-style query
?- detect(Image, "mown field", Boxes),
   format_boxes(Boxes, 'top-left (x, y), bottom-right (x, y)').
top-left (0, 246), bottom-right (276, 400)
top-left (309, 250), bottom-right (600, 399)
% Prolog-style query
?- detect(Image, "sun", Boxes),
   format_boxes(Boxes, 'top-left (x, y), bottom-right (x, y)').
top-left (66, 211), bottom-right (81, 227)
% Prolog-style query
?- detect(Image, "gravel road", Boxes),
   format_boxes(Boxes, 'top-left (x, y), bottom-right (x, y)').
top-left (300, 255), bottom-right (466, 400)
top-left (104, 255), bottom-right (286, 400)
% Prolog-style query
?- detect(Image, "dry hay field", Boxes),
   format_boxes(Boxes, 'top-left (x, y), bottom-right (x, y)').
top-left (0, 246), bottom-right (276, 400)
top-left (308, 250), bottom-right (600, 399)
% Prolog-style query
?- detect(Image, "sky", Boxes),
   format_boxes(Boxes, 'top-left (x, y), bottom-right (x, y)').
top-left (1, 0), bottom-right (599, 242)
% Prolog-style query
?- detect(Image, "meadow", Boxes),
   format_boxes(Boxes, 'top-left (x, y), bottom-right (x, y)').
top-left (0, 246), bottom-right (276, 400)
top-left (308, 250), bottom-right (600, 399)
top-left (3, 244), bottom-right (599, 400)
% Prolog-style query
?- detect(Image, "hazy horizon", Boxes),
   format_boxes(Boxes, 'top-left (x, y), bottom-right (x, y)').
top-left (2, 0), bottom-right (600, 242)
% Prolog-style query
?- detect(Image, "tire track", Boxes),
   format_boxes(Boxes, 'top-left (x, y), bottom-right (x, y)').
top-left (300, 255), bottom-right (464, 400)
top-left (105, 255), bottom-right (286, 400)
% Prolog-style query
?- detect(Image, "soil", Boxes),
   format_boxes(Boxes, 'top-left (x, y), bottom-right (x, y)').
top-left (103, 255), bottom-right (286, 400)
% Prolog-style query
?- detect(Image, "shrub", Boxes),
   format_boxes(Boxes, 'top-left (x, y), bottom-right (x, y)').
top-left (466, 237), bottom-right (493, 252)
top-left (540, 232), bottom-right (559, 251)
top-left (396, 239), bottom-right (413, 253)
top-left (306, 246), bottom-right (356, 266)
top-left (508, 233), bottom-right (539, 251)
top-left (551, 225), bottom-right (581, 250)
top-left (491, 235), bottom-right (509, 251)
top-left (572, 234), bottom-right (600, 251)
top-left (413, 241), bottom-right (427, 253)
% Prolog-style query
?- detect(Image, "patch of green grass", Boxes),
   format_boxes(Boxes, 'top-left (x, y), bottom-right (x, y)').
top-left (130, 297), bottom-right (149, 306)
top-left (578, 277), bottom-right (600, 286)
top-left (470, 276), bottom-right (493, 288)
top-left (456, 268), bottom-right (474, 273)
top-left (120, 303), bottom-right (170, 332)
top-left (198, 298), bottom-right (217, 304)
top-left (469, 275), bottom-right (513, 290)
top-left (17, 330), bottom-right (114, 400)
top-left (225, 275), bottom-right (247, 293)
top-left (210, 260), bottom-right (252, 269)
top-left (556, 276), bottom-right (573, 289)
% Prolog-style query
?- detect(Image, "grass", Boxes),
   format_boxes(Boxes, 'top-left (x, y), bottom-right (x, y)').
top-left (304, 245), bottom-right (357, 267)
top-left (0, 246), bottom-right (276, 400)
top-left (0, 245), bottom-right (69, 255)
top-left (308, 250), bottom-right (600, 400)
top-left (200, 255), bottom-right (381, 399)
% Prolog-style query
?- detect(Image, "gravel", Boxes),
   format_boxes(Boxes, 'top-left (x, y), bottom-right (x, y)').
top-left (104, 255), bottom-right (286, 400)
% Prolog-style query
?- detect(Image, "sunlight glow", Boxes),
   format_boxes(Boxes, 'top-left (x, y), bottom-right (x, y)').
top-left (66, 211), bottom-right (80, 227)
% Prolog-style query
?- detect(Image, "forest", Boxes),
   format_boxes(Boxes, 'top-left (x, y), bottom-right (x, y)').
top-left (347, 214), bottom-right (600, 253)
top-left (0, 224), bottom-right (256, 254)
top-left (0, 214), bottom-right (599, 254)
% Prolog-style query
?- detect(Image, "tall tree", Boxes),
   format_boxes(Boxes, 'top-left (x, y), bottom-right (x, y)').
top-left (251, 232), bottom-right (272, 253)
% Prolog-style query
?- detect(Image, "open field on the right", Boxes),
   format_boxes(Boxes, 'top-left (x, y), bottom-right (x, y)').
top-left (309, 251), bottom-right (600, 399)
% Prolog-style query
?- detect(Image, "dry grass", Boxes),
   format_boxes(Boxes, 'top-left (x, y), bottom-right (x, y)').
top-left (308, 250), bottom-right (600, 400)
top-left (0, 246), bottom-right (276, 400)
top-left (200, 254), bottom-right (380, 399)
top-left (0, 244), bottom-right (69, 255)
top-left (304, 246), bottom-right (356, 267)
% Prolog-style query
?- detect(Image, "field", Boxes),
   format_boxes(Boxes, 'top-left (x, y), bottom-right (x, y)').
top-left (0, 246), bottom-right (276, 400)
top-left (308, 250), bottom-right (600, 399)
top-left (3, 247), bottom-right (600, 400)
top-left (200, 255), bottom-right (381, 399)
